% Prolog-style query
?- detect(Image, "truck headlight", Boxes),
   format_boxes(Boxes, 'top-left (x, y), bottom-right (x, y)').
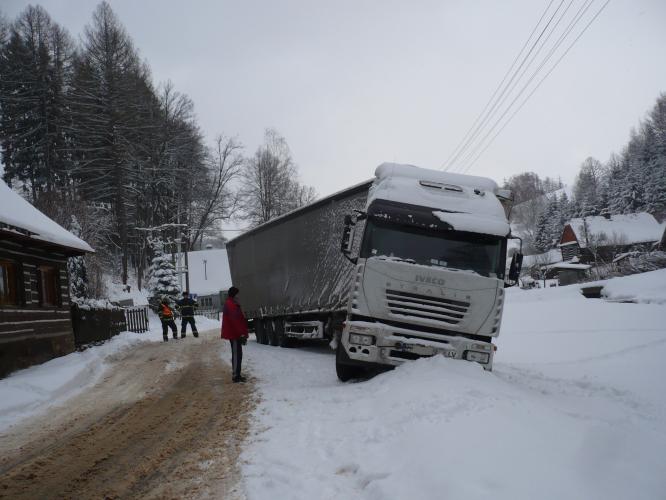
top-left (349, 333), bottom-right (375, 346)
top-left (465, 350), bottom-right (490, 364)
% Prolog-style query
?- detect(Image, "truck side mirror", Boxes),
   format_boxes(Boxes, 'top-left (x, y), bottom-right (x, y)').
top-left (508, 252), bottom-right (523, 282)
top-left (340, 215), bottom-right (356, 262)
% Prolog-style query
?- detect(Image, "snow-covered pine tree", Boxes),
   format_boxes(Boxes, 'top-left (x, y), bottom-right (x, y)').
top-left (559, 192), bottom-right (572, 222)
top-left (147, 244), bottom-right (181, 309)
top-left (545, 197), bottom-right (563, 248)
top-left (67, 216), bottom-right (88, 302)
top-left (534, 209), bottom-right (551, 253)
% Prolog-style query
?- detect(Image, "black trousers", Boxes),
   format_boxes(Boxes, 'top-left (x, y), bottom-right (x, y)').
top-left (230, 339), bottom-right (243, 379)
top-left (181, 317), bottom-right (198, 336)
top-left (162, 319), bottom-right (177, 339)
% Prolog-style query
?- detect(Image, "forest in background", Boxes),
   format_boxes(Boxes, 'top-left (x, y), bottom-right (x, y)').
top-left (0, 2), bottom-right (315, 299)
top-left (505, 92), bottom-right (666, 254)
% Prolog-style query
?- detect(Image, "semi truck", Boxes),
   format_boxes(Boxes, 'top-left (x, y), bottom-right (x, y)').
top-left (226, 163), bottom-right (522, 380)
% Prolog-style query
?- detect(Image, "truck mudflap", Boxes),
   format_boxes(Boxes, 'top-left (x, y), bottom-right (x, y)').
top-left (343, 321), bottom-right (495, 370)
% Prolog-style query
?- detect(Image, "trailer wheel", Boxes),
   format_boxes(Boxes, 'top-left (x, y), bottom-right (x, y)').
top-left (335, 342), bottom-right (364, 382)
top-left (268, 320), bottom-right (279, 347)
top-left (276, 319), bottom-right (291, 348)
top-left (257, 320), bottom-right (269, 345)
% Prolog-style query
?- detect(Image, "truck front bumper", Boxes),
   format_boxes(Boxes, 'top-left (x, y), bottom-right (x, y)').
top-left (342, 321), bottom-right (495, 370)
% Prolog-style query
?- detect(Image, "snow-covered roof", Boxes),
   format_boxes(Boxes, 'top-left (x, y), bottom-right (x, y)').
top-left (521, 248), bottom-right (563, 268)
top-left (546, 262), bottom-right (590, 271)
top-left (565, 213), bottom-right (664, 249)
top-left (186, 249), bottom-right (232, 296)
top-left (369, 163), bottom-right (510, 237)
top-left (0, 180), bottom-right (94, 254)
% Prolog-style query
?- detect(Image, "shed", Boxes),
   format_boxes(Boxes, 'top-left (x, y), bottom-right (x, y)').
top-left (0, 181), bottom-right (94, 377)
top-left (545, 262), bottom-right (591, 286)
top-left (186, 249), bottom-right (232, 311)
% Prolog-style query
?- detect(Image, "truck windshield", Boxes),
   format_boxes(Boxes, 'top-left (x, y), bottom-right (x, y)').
top-left (360, 220), bottom-right (503, 278)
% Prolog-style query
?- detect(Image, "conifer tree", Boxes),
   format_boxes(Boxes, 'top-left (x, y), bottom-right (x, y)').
top-left (147, 242), bottom-right (181, 309)
top-left (67, 216), bottom-right (88, 302)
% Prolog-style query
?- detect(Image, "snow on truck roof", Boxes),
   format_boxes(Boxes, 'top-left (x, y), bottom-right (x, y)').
top-left (228, 163), bottom-right (510, 244)
top-left (0, 180), bottom-right (94, 254)
top-left (370, 163), bottom-right (510, 237)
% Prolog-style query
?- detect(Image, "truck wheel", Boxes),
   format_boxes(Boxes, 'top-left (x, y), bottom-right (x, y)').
top-left (335, 342), bottom-right (364, 382)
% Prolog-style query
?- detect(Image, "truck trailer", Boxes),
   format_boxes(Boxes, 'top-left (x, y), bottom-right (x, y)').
top-left (226, 163), bottom-right (522, 380)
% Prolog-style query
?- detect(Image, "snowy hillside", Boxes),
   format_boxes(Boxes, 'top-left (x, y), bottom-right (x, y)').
top-left (241, 270), bottom-right (666, 500)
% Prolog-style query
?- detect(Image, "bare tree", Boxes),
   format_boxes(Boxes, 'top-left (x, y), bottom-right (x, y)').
top-left (187, 135), bottom-right (244, 248)
top-left (240, 129), bottom-right (316, 226)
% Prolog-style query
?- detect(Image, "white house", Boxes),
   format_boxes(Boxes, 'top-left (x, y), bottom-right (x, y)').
top-left (186, 249), bottom-right (232, 310)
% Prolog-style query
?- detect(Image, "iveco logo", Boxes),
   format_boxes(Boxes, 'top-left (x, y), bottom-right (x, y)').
top-left (416, 275), bottom-right (445, 285)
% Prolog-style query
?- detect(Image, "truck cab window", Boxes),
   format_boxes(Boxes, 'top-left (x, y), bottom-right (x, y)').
top-left (360, 220), bottom-right (504, 278)
top-left (0, 259), bottom-right (19, 306)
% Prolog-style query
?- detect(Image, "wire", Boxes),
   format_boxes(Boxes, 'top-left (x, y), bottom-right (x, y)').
top-left (460, 0), bottom-right (611, 173)
top-left (453, 0), bottom-right (581, 172)
top-left (456, 0), bottom-right (595, 172)
top-left (442, 0), bottom-right (560, 171)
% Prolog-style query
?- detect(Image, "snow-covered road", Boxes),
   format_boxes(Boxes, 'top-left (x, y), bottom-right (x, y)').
top-left (241, 270), bottom-right (666, 500)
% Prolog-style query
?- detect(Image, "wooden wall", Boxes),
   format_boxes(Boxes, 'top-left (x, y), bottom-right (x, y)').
top-left (0, 237), bottom-right (75, 377)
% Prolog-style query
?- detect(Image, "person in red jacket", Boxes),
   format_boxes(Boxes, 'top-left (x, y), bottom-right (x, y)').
top-left (221, 286), bottom-right (248, 383)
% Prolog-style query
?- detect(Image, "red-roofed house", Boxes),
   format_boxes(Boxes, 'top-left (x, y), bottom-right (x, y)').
top-left (559, 212), bottom-right (664, 263)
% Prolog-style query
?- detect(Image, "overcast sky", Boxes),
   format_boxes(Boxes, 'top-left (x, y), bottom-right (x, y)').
top-left (4, 0), bottom-right (666, 198)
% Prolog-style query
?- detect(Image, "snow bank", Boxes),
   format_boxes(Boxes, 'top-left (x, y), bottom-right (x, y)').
top-left (0, 314), bottom-right (221, 433)
top-left (241, 269), bottom-right (666, 500)
top-left (106, 277), bottom-right (150, 305)
top-left (599, 268), bottom-right (666, 304)
top-left (0, 331), bottom-right (158, 432)
top-left (0, 180), bottom-right (93, 253)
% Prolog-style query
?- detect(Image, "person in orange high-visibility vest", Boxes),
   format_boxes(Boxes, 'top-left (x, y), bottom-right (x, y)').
top-left (158, 297), bottom-right (178, 342)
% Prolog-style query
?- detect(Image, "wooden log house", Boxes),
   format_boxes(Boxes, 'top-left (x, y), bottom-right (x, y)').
top-left (559, 212), bottom-right (664, 263)
top-left (0, 181), bottom-right (93, 377)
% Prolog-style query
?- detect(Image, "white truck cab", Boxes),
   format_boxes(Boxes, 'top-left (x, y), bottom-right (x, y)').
top-left (337, 163), bottom-right (519, 380)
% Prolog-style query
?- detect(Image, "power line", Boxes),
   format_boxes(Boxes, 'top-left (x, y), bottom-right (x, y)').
top-left (442, 0), bottom-right (561, 171)
top-left (460, 0), bottom-right (611, 174)
top-left (455, 0), bottom-right (595, 173)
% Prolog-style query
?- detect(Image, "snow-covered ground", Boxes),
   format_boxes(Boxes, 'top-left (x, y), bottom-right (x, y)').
top-left (241, 270), bottom-right (666, 500)
top-left (0, 315), bottom-right (221, 433)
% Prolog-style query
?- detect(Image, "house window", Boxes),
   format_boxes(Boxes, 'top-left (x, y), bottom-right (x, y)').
top-left (0, 259), bottom-right (19, 306)
top-left (38, 265), bottom-right (59, 307)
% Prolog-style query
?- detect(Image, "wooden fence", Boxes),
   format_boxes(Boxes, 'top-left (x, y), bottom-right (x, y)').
top-left (71, 305), bottom-right (126, 346)
top-left (196, 309), bottom-right (219, 320)
top-left (124, 307), bottom-right (149, 333)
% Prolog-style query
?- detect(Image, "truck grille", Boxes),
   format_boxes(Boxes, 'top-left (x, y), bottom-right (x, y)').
top-left (385, 289), bottom-right (469, 325)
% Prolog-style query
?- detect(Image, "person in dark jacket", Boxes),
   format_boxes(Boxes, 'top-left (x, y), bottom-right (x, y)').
top-left (158, 297), bottom-right (178, 342)
top-left (177, 291), bottom-right (199, 338)
top-left (221, 286), bottom-right (248, 383)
